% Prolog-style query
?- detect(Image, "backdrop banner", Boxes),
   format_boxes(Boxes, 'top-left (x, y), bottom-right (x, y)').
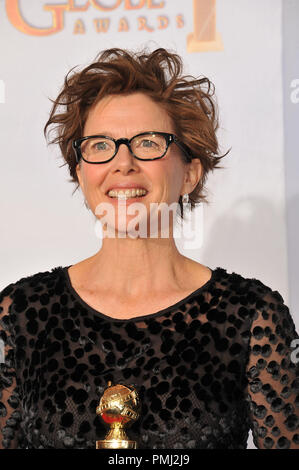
top-left (1, 0), bottom-right (298, 449)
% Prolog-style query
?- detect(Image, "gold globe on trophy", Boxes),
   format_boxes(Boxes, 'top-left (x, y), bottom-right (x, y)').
top-left (96, 381), bottom-right (141, 449)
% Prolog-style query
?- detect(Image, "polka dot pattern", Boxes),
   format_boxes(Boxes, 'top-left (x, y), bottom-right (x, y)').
top-left (0, 266), bottom-right (298, 448)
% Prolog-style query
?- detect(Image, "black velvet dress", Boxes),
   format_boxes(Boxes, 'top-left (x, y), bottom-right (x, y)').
top-left (0, 265), bottom-right (298, 449)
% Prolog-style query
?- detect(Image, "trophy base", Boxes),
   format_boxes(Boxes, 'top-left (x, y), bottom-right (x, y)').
top-left (187, 31), bottom-right (223, 52)
top-left (96, 439), bottom-right (137, 449)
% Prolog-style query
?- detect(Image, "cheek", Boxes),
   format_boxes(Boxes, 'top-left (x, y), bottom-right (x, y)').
top-left (80, 166), bottom-right (103, 190)
top-left (167, 164), bottom-right (185, 197)
top-left (150, 159), bottom-right (184, 199)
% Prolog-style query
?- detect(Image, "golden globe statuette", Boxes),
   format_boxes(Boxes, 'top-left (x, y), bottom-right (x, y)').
top-left (96, 381), bottom-right (141, 449)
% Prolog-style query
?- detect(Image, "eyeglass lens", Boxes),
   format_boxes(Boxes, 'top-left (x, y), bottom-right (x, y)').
top-left (80, 133), bottom-right (167, 162)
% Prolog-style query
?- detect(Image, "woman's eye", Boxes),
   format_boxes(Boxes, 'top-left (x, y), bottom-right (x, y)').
top-left (140, 139), bottom-right (157, 148)
top-left (94, 141), bottom-right (108, 151)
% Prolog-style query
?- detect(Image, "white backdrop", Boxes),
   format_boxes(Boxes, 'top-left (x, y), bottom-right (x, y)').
top-left (0, 0), bottom-right (298, 449)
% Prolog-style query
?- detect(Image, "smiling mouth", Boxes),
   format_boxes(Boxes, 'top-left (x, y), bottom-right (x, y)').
top-left (106, 189), bottom-right (148, 199)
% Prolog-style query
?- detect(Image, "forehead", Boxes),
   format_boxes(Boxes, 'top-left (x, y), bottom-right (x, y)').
top-left (83, 92), bottom-right (174, 136)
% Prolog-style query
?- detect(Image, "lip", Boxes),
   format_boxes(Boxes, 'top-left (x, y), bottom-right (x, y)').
top-left (106, 194), bottom-right (148, 204)
top-left (105, 190), bottom-right (148, 204)
top-left (105, 183), bottom-right (148, 194)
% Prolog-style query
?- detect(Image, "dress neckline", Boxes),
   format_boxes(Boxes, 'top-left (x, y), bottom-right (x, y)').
top-left (61, 265), bottom-right (218, 322)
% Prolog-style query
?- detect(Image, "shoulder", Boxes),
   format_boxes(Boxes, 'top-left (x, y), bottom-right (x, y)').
top-left (213, 266), bottom-right (287, 305)
top-left (214, 266), bottom-right (298, 333)
top-left (0, 266), bottom-right (66, 304)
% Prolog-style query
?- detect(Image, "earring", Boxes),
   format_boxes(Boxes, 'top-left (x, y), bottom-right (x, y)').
top-left (84, 199), bottom-right (90, 210)
top-left (182, 193), bottom-right (189, 203)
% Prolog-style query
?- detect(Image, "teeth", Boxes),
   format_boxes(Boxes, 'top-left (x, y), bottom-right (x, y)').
top-left (108, 188), bottom-right (147, 198)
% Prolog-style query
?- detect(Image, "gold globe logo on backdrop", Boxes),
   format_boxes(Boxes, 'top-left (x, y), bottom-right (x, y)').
top-left (5, 0), bottom-right (223, 52)
top-left (187, 0), bottom-right (223, 52)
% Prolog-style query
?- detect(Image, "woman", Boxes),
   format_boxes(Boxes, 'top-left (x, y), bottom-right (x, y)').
top-left (0, 48), bottom-right (298, 449)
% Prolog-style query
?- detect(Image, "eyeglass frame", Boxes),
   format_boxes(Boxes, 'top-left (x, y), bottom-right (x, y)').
top-left (72, 131), bottom-right (193, 164)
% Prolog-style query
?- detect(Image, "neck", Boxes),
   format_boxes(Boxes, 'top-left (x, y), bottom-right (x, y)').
top-left (81, 235), bottom-right (190, 298)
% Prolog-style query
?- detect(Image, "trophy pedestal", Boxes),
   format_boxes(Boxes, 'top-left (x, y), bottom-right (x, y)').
top-left (187, 31), bottom-right (223, 52)
top-left (96, 439), bottom-right (137, 449)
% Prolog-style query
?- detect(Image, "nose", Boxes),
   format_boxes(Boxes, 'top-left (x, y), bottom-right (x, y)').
top-left (110, 140), bottom-right (138, 171)
top-left (113, 140), bottom-right (135, 160)
top-left (116, 140), bottom-right (134, 157)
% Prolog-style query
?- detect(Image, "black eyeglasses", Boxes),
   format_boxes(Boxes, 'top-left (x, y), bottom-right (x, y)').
top-left (72, 131), bottom-right (193, 164)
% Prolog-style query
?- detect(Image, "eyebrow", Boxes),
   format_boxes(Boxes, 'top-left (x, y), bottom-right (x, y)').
top-left (83, 131), bottom-right (113, 137)
top-left (83, 130), bottom-right (157, 137)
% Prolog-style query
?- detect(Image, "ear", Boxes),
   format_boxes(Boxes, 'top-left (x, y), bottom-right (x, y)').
top-left (181, 158), bottom-right (202, 196)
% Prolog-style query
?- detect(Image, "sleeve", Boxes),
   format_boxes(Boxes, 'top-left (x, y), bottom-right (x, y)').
top-left (245, 286), bottom-right (299, 449)
top-left (0, 284), bottom-right (24, 449)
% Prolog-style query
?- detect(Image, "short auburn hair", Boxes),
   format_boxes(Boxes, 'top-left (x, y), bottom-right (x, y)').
top-left (44, 47), bottom-right (229, 220)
